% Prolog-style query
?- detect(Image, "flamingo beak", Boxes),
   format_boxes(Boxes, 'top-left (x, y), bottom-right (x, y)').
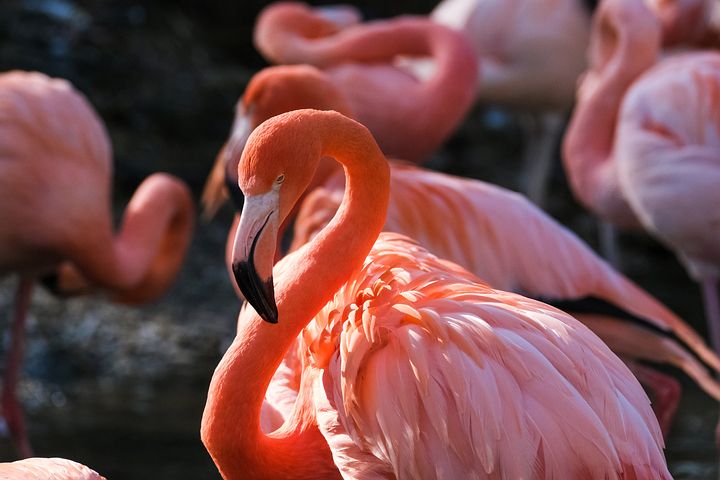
top-left (231, 192), bottom-right (279, 323)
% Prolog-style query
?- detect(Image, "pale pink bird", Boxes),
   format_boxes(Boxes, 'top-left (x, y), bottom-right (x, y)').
top-left (205, 65), bottom-right (720, 436)
top-left (564, 0), bottom-right (720, 350)
top-left (201, 109), bottom-right (672, 479)
top-left (424, 0), bottom-right (715, 203)
top-left (563, 0), bottom-right (720, 261)
top-left (409, 0), bottom-right (596, 204)
top-left (0, 457), bottom-right (105, 479)
top-left (251, 4), bottom-right (478, 163)
top-left (0, 71), bottom-right (196, 457)
top-left (614, 52), bottom-right (720, 351)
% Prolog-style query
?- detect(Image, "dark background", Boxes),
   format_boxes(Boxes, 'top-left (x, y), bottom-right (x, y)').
top-left (0, 0), bottom-right (716, 478)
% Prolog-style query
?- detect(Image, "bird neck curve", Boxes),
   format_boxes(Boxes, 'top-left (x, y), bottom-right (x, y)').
top-left (65, 173), bottom-right (194, 303)
top-left (562, 0), bottom-right (660, 219)
top-left (201, 110), bottom-right (389, 479)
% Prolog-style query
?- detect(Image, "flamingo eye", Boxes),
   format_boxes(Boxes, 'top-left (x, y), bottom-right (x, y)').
top-left (275, 174), bottom-right (285, 184)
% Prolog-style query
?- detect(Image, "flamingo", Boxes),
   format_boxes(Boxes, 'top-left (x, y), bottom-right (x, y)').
top-left (563, 0), bottom-right (720, 263)
top-left (404, 0), bottom-right (595, 204)
top-left (0, 71), bottom-right (195, 457)
top-left (563, 0), bottom-right (720, 349)
top-left (614, 52), bottom-right (720, 353)
top-left (201, 108), bottom-right (672, 479)
top-left (251, 4), bottom-right (477, 164)
top-left (204, 64), bottom-right (720, 436)
top-left (0, 457), bottom-right (105, 479)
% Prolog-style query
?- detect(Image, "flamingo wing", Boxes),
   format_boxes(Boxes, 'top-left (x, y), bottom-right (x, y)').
top-left (292, 164), bottom-right (720, 385)
top-left (306, 233), bottom-right (670, 479)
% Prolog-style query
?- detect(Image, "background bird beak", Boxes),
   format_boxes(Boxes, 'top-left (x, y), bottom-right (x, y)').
top-left (231, 192), bottom-right (279, 323)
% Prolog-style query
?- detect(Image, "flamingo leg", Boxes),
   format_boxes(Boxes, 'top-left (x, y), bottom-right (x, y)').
top-left (629, 362), bottom-right (681, 437)
top-left (598, 220), bottom-right (622, 269)
top-left (701, 278), bottom-right (720, 449)
top-left (519, 111), bottom-right (564, 207)
top-left (2, 278), bottom-right (34, 458)
top-left (701, 277), bottom-right (720, 354)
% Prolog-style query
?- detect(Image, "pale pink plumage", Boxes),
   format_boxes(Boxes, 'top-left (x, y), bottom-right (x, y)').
top-left (615, 52), bottom-right (720, 349)
top-left (308, 233), bottom-right (670, 479)
top-left (202, 109), bottom-right (671, 479)
top-left (565, 0), bottom-right (720, 351)
top-left (281, 162), bottom-right (720, 434)
top-left (0, 457), bottom-right (105, 480)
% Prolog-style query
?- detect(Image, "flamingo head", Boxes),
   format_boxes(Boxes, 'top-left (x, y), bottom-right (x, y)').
top-left (230, 109), bottom-right (324, 323)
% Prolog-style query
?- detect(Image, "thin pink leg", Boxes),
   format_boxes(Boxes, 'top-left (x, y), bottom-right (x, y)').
top-left (2, 278), bottom-right (34, 458)
top-left (630, 362), bottom-right (681, 437)
top-left (701, 277), bottom-right (720, 354)
top-left (700, 278), bottom-right (720, 448)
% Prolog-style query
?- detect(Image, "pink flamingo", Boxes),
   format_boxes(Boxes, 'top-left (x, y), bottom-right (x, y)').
top-left (563, 0), bottom-right (720, 262)
top-left (206, 64), bottom-right (720, 436)
top-left (0, 457), bottom-right (105, 479)
top-left (562, 0), bottom-right (657, 262)
top-left (0, 71), bottom-right (195, 457)
top-left (410, 0), bottom-right (595, 204)
top-left (251, 1), bottom-right (590, 203)
top-left (251, 4), bottom-right (477, 163)
top-left (614, 52), bottom-right (720, 352)
top-left (201, 108), bottom-right (671, 479)
top-left (564, 0), bottom-right (720, 352)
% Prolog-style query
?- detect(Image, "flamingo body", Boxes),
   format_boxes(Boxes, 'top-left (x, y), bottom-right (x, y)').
top-left (616, 52), bottom-right (720, 279)
top-left (0, 70), bottom-right (195, 457)
top-left (307, 232), bottom-right (670, 479)
top-left (0, 458), bottom-right (105, 480)
top-left (429, 0), bottom-right (591, 110)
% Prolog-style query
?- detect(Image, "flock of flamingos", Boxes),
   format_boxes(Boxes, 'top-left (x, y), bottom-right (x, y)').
top-left (1, 0), bottom-right (720, 477)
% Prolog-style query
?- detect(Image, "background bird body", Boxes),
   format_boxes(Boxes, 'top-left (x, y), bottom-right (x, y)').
top-left (0, 457), bottom-right (105, 480)
top-left (615, 51), bottom-right (720, 350)
top-left (0, 70), bottom-right (195, 458)
top-left (252, 4), bottom-right (478, 163)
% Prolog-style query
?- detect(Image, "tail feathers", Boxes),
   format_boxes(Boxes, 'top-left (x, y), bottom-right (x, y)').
top-left (578, 313), bottom-right (720, 401)
top-left (200, 143), bottom-right (230, 221)
top-left (596, 277), bottom-right (720, 376)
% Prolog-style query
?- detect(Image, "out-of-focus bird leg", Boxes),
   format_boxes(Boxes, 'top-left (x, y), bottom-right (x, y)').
top-left (627, 361), bottom-right (681, 437)
top-left (2, 278), bottom-right (33, 458)
top-left (701, 277), bottom-right (720, 354)
top-left (699, 277), bottom-right (720, 450)
top-left (520, 111), bottom-right (564, 207)
top-left (599, 220), bottom-right (622, 269)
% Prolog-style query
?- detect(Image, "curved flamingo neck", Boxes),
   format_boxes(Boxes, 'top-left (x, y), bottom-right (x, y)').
top-left (64, 173), bottom-right (194, 303)
top-left (563, 4), bottom-right (660, 224)
top-left (202, 111), bottom-right (389, 479)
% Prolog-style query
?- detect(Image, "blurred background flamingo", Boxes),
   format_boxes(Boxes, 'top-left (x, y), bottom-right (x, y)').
top-left (252, 6), bottom-right (477, 163)
top-left (0, 71), bottom-right (195, 458)
top-left (564, 0), bottom-right (720, 356)
top-left (0, 457), bottom-right (105, 479)
top-left (615, 53), bottom-right (720, 353)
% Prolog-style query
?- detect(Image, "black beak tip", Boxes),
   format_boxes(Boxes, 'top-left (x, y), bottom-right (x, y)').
top-left (232, 261), bottom-right (279, 324)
